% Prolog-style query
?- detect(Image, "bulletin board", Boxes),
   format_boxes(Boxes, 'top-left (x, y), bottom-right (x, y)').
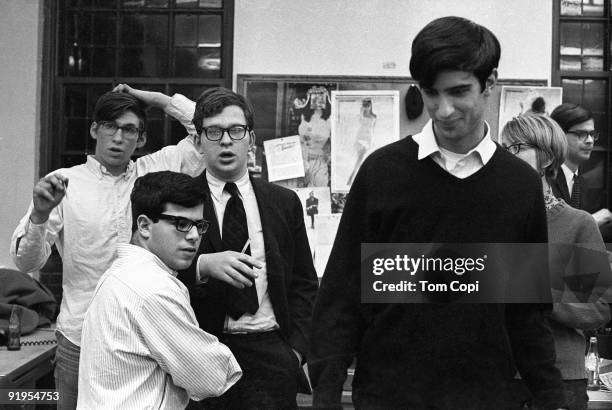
top-left (237, 74), bottom-right (547, 148)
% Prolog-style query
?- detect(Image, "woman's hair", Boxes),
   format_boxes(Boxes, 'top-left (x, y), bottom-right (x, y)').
top-left (501, 114), bottom-right (568, 179)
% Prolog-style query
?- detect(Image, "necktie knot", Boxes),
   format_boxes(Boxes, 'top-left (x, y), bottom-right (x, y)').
top-left (224, 182), bottom-right (240, 198)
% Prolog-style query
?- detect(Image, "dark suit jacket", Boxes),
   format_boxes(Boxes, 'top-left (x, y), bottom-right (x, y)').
top-left (550, 168), bottom-right (612, 242)
top-left (178, 171), bottom-right (319, 390)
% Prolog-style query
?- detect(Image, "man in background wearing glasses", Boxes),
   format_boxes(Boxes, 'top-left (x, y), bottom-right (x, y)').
top-left (549, 103), bottom-right (612, 242)
top-left (153, 87), bottom-right (318, 409)
top-left (10, 90), bottom-right (205, 409)
top-left (78, 171), bottom-right (242, 409)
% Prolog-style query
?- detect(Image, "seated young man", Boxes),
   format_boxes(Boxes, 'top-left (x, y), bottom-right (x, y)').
top-left (78, 171), bottom-right (241, 409)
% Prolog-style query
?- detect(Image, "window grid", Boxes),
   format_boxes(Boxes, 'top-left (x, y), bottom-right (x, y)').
top-left (46, 0), bottom-right (233, 172)
top-left (553, 0), bottom-right (612, 208)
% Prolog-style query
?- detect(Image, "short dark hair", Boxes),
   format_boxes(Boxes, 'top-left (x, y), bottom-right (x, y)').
top-left (409, 16), bottom-right (501, 91)
top-left (550, 103), bottom-right (593, 133)
top-left (93, 91), bottom-right (147, 130)
top-left (130, 171), bottom-right (204, 232)
top-left (193, 87), bottom-right (255, 135)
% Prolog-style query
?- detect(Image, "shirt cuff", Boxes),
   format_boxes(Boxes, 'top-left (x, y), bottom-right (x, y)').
top-left (195, 254), bottom-right (209, 285)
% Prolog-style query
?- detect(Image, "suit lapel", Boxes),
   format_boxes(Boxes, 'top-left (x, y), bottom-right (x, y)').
top-left (554, 169), bottom-right (571, 202)
top-left (250, 177), bottom-right (282, 279)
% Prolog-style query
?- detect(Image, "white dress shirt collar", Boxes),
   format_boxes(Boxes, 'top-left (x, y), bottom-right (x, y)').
top-left (412, 119), bottom-right (496, 165)
top-left (85, 155), bottom-right (135, 179)
top-left (206, 170), bottom-right (251, 201)
top-left (116, 243), bottom-right (178, 278)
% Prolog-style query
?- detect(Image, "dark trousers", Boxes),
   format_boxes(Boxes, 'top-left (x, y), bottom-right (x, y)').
top-left (199, 330), bottom-right (300, 410)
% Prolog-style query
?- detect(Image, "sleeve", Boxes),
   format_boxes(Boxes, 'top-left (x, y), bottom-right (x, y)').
top-left (286, 191), bottom-right (319, 362)
top-left (138, 289), bottom-right (242, 401)
top-left (135, 94), bottom-right (205, 177)
top-left (10, 201), bottom-right (63, 273)
top-left (309, 167), bottom-right (369, 409)
top-left (505, 180), bottom-right (567, 410)
top-left (552, 211), bottom-right (612, 330)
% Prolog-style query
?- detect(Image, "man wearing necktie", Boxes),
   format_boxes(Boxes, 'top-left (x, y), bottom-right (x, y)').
top-left (549, 103), bottom-right (612, 243)
top-left (177, 87), bottom-right (318, 409)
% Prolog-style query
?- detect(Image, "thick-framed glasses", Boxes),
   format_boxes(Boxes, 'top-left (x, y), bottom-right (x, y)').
top-left (504, 143), bottom-right (537, 155)
top-left (98, 121), bottom-right (142, 140)
top-left (157, 214), bottom-right (209, 236)
top-left (201, 125), bottom-right (249, 141)
top-left (568, 130), bottom-right (599, 142)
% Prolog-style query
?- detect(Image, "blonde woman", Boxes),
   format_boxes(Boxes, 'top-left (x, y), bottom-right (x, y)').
top-left (501, 114), bottom-right (611, 410)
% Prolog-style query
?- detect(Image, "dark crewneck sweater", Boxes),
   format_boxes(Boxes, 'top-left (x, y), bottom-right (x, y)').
top-left (310, 137), bottom-right (566, 409)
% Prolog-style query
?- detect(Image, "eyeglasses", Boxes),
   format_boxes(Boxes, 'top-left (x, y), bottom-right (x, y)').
top-left (201, 125), bottom-right (249, 141)
top-left (504, 143), bottom-right (537, 155)
top-left (98, 121), bottom-right (142, 140)
top-left (157, 214), bottom-right (209, 236)
top-left (568, 130), bottom-right (599, 142)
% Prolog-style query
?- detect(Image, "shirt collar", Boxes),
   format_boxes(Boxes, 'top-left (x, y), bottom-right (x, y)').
top-left (206, 170), bottom-right (251, 202)
top-left (85, 155), bottom-right (135, 179)
top-left (561, 163), bottom-right (578, 180)
top-left (412, 119), bottom-right (496, 165)
top-left (116, 243), bottom-right (177, 277)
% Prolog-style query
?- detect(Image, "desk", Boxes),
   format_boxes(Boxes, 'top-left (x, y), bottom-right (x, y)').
top-left (589, 389), bottom-right (612, 409)
top-left (0, 326), bottom-right (56, 388)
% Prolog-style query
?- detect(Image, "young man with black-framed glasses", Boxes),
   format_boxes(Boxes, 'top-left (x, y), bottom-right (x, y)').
top-left (78, 171), bottom-right (241, 409)
top-left (550, 103), bottom-right (612, 243)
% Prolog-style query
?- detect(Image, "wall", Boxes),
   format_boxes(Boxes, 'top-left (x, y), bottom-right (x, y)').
top-left (0, 0), bottom-right (41, 269)
top-left (234, 0), bottom-right (553, 84)
top-left (0, 0), bottom-right (554, 269)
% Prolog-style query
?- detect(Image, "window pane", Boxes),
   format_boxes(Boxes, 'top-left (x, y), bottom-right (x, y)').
top-left (198, 15), bottom-right (221, 46)
top-left (91, 47), bottom-right (116, 76)
top-left (175, 15), bottom-right (198, 46)
top-left (121, 14), bottom-right (168, 46)
top-left (92, 13), bottom-right (116, 46)
top-left (561, 78), bottom-right (584, 103)
top-left (582, 0), bottom-right (604, 15)
top-left (560, 23), bottom-right (581, 56)
top-left (560, 0), bottom-right (604, 15)
top-left (559, 22), bottom-right (605, 71)
top-left (68, 0), bottom-right (117, 9)
top-left (197, 47), bottom-right (221, 76)
top-left (119, 47), bottom-right (169, 76)
top-left (200, 0), bottom-right (222, 7)
top-left (561, 56), bottom-right (582, 71)
top-left (65, 118), bottom-right (89, 151)
top-left (66, 12), bottom-right (92, 46)
top-left (176, 0), bottom-right (199, 7)
top-left (65, 88), bottom-right (87, 117)
top-left (66, 47), bottom-right (92, 76)
top-left (561, 0), bottom-right (582, 15)
top-left (174, 47), bottom-right (199, 76)
top-left (121, 0), bottom-right (168, 7)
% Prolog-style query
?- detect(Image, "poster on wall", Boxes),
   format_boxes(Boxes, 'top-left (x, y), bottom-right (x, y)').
top-left (330, 90), bottom-right (400, 193)
top-left (285, 83), bottom-right (338, 188)
top-left (498, 86), bottom-right (563, 133)
top-left (263, 135), bottom-right (305, 182)
top-left (292, 187), bottom-right (332, 257)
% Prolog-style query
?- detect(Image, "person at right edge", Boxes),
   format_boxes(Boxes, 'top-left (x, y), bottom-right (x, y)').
top-left (308, 16), bottom-right (567, 410)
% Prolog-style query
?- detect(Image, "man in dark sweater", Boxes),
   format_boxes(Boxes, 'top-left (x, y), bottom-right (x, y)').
top-left (309, 16), bottom-right (567, 410)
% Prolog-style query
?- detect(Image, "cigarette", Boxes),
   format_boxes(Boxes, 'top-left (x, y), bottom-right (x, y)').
top-left (241, 239), bottom-right (251, 253)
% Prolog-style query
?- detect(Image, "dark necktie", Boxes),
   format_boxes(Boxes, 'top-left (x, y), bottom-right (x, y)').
top-left (222, 182), bottom-right (259, 319)
top-left (570, 174), bottom-right (582, 209)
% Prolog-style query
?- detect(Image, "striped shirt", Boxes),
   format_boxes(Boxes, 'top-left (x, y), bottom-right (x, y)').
top-left (77, 244), bottom-right (241, 409)
top-left (10, 94), bottom-right (205, 347)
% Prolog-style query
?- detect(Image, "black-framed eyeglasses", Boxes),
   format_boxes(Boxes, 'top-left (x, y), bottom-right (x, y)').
top-left (568, 130), bottom-right (599, 142)
top-left (157, 214), bottom-right (209, 236)
top-left (98, 120), bottom-right (142, 140)
top-left (201, 125), bottom-right (249, 141)
top-left (504, 143), bottom-right (537, 155)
